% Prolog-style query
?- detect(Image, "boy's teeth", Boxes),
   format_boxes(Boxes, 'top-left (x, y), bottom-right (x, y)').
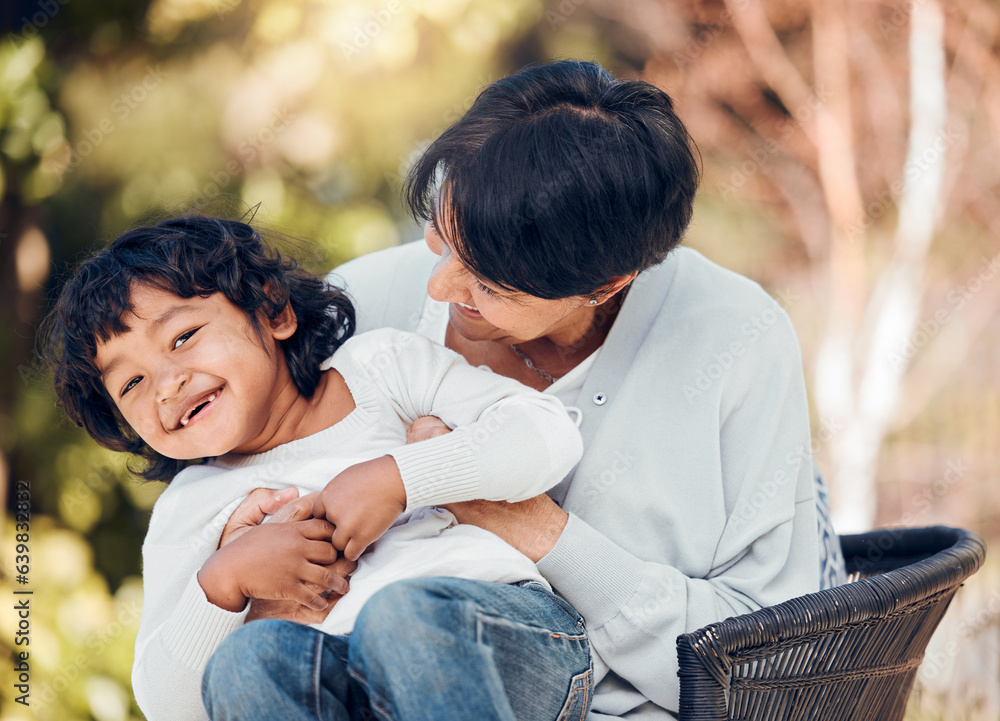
top-left (458, 302), bottom-right (477, 310)
top-left (181, 393), bottom-right (218, 426)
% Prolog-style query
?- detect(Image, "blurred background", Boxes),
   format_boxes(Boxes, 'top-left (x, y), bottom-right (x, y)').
top-left (0, 0), bottom-right (997, 719)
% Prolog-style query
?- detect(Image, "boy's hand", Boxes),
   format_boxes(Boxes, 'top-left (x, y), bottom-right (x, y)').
top-left (246, 554), bottom-right (357, 624)
top-left (313, 455), bottom-right (407, 562)
top-left (198, 519), bottom-right (346, 612)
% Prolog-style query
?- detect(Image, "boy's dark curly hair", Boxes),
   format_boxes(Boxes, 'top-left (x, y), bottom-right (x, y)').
top-left (42, 216), bottom-right (356, 483)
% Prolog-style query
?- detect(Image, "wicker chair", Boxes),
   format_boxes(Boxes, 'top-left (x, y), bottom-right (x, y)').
top-left (676, 526), bottom-right (987, 720)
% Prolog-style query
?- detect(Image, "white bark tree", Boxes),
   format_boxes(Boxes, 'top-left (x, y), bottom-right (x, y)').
top-left (587, 0), bottom-right (997, 531)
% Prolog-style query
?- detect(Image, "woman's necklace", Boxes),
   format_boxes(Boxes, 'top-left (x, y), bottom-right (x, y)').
top-left (509, 344), bottom-right (558, 385)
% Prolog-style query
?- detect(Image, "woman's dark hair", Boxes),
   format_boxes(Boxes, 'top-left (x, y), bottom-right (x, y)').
top-left (405, 59), bottom-right (701, 299)
top-left (42, 216), bottom-right (355, 482)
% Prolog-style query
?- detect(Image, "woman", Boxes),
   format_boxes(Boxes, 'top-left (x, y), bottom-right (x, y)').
top-left (204, 60), bottom-right (824, 720)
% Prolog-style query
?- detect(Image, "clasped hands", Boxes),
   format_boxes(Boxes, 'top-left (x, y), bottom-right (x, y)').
top-left (198, 455), bottom-right (405, 618)
top-left (203, 416), bottom-right (568, 622)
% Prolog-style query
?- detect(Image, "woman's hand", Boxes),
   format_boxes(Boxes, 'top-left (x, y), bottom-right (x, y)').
top-left (218, 487), bottom-right (300, 548)
top-left (406, 415), bottom-right (453, 443)
top-left (404, 415), bottom-right (569, 563)
top-left (443, 496), bottom-right (568, 563)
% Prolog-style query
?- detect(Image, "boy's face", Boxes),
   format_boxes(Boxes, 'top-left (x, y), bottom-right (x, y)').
top-left (95, 283), bottom-right (297, 460)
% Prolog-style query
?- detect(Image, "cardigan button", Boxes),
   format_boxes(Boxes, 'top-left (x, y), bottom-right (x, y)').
top-left (592, 392), bottom-right (607, 405)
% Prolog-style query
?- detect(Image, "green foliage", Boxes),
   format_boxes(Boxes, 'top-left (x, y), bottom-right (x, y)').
top-left (0, 36), bottom-right (66, 203)
top-left (1, 2), bottom-right (619, 719)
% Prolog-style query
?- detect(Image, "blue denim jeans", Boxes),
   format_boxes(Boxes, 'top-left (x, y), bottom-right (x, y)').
top-left (202, 578), bottom-right (593, 721)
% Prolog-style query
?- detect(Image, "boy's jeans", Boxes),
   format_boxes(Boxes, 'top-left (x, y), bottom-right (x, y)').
top-left (202, 577), bottom-right (593, 721)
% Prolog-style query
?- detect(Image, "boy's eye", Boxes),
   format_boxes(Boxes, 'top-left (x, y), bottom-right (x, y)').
top-left (122, 377), bottom-right (142, 397)
top-left (173, 328), bottom-right (199, 349)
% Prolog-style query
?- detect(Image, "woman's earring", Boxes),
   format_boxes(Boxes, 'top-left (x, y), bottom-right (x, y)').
top-left (589, 298), bottom-right (599, 306)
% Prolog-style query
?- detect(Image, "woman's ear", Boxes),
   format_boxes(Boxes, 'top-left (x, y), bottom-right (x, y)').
top-left (594, 271), bottom-right (640, 304)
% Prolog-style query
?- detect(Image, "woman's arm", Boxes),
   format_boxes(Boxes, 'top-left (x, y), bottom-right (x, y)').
top-left (483, 355), bottom-right (816, 716)
top-left (446, 315), bottom-right (820, 715)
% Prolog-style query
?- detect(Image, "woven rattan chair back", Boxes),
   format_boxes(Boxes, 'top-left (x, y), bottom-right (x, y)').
top-left (676, 526), bottom-right (987, 721)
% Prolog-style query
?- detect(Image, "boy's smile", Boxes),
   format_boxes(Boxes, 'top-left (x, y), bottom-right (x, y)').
top-left (175, 385), bottom-right (223, 428)
top-left (95, 283), bottom-right (303, 460)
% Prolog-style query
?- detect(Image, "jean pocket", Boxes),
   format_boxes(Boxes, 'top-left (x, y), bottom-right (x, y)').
top-left (554, 662), bottom-right (594, 721)
top-left (516, 582), bottom-right (587, 632)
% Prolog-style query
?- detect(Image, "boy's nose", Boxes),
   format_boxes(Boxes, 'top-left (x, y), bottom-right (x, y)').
top-left (155, 366), bottom-right (190, 404)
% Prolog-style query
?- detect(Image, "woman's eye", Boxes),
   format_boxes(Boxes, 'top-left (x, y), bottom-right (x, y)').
top-left (477, 281), bottom-right (501, 298)
top-left (122, 377), bottom-right (142, 397)
top-left (173, 328), bottom-right (199, 349)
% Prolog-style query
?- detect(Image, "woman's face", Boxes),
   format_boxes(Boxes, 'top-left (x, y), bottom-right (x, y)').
top-left (423, 204), bottom-right (593, 346)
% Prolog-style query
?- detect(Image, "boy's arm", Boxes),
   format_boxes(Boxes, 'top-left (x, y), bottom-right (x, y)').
top-left (337, 329), bottom-right (583, 507)
top-left (132, 479), bottom-right (348, 721)
top-left (315, 329), bottom-right (583, 560)
top-left (132, 479), bottom-right (248, 721)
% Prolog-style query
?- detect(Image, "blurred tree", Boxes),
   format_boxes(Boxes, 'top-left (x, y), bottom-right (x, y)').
top-left (0, 35), bottom-right (65, 513)
top-left (5, 0), bottom-right (996, 718)
top-left (0, 1), bottom-right (620, 719)
top-left (588, 0), bottom-right (1000, 531)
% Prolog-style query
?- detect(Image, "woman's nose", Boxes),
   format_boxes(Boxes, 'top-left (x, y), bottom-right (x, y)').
top-left (426, 255), bottom-right (468, 304)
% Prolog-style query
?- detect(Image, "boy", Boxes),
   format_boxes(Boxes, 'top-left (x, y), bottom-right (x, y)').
top-left (44, 216), bottom-right (590, 721)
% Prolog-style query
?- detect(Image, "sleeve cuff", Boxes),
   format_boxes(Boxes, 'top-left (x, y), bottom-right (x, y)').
top-left (389, 428), bottom-right (480, 510)
top-left (537, 512), bottom-right (647, 628)
top-left (159, 573), bottom-right (250, 671)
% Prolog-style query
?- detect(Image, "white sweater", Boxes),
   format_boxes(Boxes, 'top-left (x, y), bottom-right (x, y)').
top-left (331, 242), bottom-right (823, 719)
top-left (132, 328), bottom-right (583, 721)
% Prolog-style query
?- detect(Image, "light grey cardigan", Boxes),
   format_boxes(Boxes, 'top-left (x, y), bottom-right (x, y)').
top-left (330, 242), bottom-right (821, 720)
